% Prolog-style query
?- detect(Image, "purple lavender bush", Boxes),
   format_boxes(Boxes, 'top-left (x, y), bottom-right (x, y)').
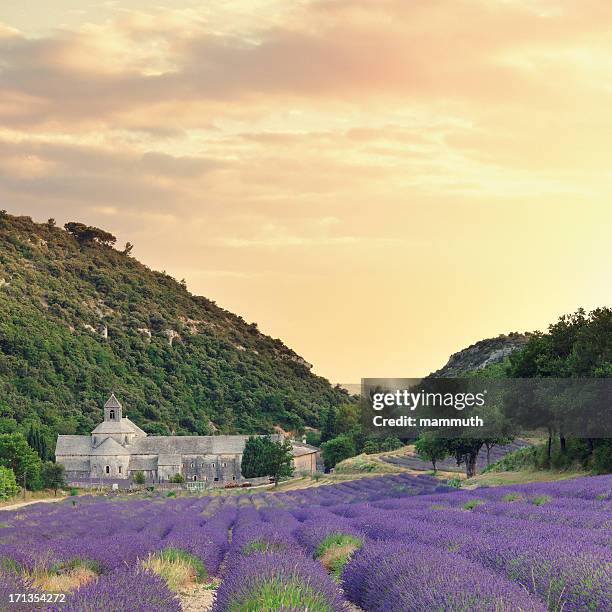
top-left (213, 551), bottom-right (349, 611)
top-left (342, 540), bottom-right (545, 611)
top-left (50, 568), bottom-right (180, 612)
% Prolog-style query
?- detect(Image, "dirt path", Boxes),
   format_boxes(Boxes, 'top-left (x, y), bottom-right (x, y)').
top-left (0, 496), bottom-right (67, 512)
top-left (179, 586), bottom-right (215, 611)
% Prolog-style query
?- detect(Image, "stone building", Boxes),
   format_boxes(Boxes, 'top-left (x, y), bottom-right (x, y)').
top-left (55, 394), bottom-right (319, 483)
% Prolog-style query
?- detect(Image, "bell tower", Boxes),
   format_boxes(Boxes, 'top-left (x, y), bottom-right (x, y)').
top-left (104, 394), bottom-right (122, 422)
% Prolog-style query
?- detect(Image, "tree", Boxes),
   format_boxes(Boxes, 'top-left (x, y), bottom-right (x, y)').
top-left (241, 436), bottom-right (294, 485)
top-left (27, 423), bottom-right (49, 461)
top-left (268, 438), bottom-right (295, 486)
top-left (380, 436), bottom-right (403, 452)
top-left (449, 439), bottom-right (484, 479)
top-left (170, 473), bottom-right (185, 483)
top-left (241, 436), bottom-right (267, 479)
top-left (0, 433), bottom-right (41, 490)
top-left (320, 406), bottom-right (338, 443)
top-left (415, 434), bottom-right (450, 472)
top-left (46, 218), bottom-right (56, 228)
top-left (123, 242), bottom-right (134, 256)
top-left (41, 462), bottom-right (66, 496)
top-left (0, 466), bottom-right (19, 500)
top-left (362, 440), bottom-right (379, 454)
top-left (64, 222), bottom-right (117, 246)
top-left (133, 471), bottom-right (146, 485)
top-left (321, 434), bottom-right (356, 470)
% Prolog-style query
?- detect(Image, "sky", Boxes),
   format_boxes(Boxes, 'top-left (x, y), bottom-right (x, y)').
top-left (1, 0), bottom-right (611, 383)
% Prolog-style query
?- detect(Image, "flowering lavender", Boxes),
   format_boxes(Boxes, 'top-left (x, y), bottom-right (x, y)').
top-left (213, 551), bottom-right (349, 611)
top-left (342, 541), bottom-right (545, 611)
top-left (51, 568), bottom-right (180, 612)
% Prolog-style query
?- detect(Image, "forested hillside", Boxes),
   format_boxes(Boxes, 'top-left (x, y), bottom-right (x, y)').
top-left (0, 212), bottom-right (349, 452)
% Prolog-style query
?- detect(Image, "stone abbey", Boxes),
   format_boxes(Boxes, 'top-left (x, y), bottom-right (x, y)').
top-left (55, 394), bottom-right (319, 483)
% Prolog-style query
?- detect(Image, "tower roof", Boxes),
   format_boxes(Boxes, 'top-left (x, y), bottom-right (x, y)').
top-left (104, 393), bottom-right (122, 409)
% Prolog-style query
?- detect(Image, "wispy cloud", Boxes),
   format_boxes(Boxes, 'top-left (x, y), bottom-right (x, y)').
top-left (1, 0), bottom-right (611, 381)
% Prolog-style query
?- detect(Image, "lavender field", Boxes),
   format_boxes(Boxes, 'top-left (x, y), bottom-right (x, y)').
top-left (0, 473), bottom-right (610, 611)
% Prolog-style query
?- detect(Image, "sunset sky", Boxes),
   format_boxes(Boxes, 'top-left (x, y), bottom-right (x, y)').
top-left (1, 0), bottom-right (611, 383)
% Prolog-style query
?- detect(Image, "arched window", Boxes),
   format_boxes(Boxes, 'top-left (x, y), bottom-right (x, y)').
top-left (109, 410), bottom-right (115, 420)
top-left (192, 475), bottom-right (197, 482)
top-left (211, 463), bottom-right (215, 468)
top-left (190, 462), bottom-right (194, 468)
top-left (118, 466), bottom-right (122, 474)
top-left (105, 465), bottom-right (110, 474)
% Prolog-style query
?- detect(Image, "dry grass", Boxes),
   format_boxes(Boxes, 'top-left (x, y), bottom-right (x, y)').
top-left (466, 469), bottom-right (588, 488)
top-left (142, 548), bottom-right (206, 593)
top-left (143, 555), bottom-right (196, 592)
top-left (30, 567), bottom-right (97, 592)
top-left (319, 542), bottom-right (360, 575)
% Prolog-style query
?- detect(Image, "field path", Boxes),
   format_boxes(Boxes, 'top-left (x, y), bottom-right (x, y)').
top-left (179, 586), bottom-right (215, 611)
top-left (0, 496), bottom-right (67, 512)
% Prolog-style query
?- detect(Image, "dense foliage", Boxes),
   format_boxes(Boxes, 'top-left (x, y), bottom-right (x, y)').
top-left (506, 307), bottom-right (611, 469)
top-left (241, 435), bottom-right (294, 484)
top-left (0, 213), bottom-right (350, 447)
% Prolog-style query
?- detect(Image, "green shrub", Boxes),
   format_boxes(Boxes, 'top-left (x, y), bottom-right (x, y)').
top-left (133, 471), bottom-right (146, 485)
top-left (166, 491), bottom-right (176, 497)
top-left (228, 577), bottom-right (333, 611)
top-left (502, 493), bottom-right (523, 502)
top-left (462, 499), bottom-right (485, 510)
top-left (242, 539), bottom-right (286, 555)
top-left (531, 494), bottom-right (551, 506)
top-left (592, 440), bottom-right (612, 474)
top-left (0, 466), bottom-right (19, 500)
top-left (69, 487), bottom-right (78, 496)
top-left (169, 473), bottom-right (184, 484)
top-left (446, 477), bottom-right (462, 488)
top-left (483, 446), bottom-right (539, 473)
top-left (314, 533), bottom-right (363, 579)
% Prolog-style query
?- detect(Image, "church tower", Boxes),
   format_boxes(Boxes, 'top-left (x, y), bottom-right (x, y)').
top-left (104, 393), bottom-right (122, 422)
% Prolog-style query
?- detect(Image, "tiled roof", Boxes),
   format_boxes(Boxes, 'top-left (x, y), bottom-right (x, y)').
top-left (104, 394), bottom-right (122, 409)
top-left (91, 437), bottom-right (130, 456)
top-left (128, 455), bottom-right (158, 470)
top-left (291, 444), bottom-right (320, 457)
top-left (92, 419), bottom-right (139, 435)
top-left (55, 435), bottom-right (92, 455)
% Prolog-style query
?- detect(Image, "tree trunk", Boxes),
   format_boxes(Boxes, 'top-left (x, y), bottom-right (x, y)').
top-left (465, 453), bottom-right (478, 478)
top-left (486, 446), bottom-right (491, 466)
top-left (587, 438), bottom-right (594, 455)
top-left (432, 459), bottom-right (437, 473)
top-left (560, 434), bottom-right (567, 454)
top-left (546, 430), bottom-right (553, 467)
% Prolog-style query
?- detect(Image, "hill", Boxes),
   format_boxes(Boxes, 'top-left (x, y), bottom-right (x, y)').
top-left (0, 212), bottom-right (349, 450)
top-left (430, 333), bottom-right (530, 377)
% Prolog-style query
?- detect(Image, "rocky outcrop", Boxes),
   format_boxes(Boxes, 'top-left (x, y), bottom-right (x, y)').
top-left (431, 333), bottom-right (530, 377)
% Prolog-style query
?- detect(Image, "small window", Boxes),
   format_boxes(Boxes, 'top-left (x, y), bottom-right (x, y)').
top-left (232, 476), bottom-right (236, 480)
top-left (109, 410), bottom-right (115, 420)
top-left (192, 475), bottom-right (197, 482)
top-left (118, 466), bottom-right (122, 474)
top-left (105, 465), bottom-right (110, 474)
top-left (214, 477), bottom-right (219, 482)
top-left (190, 462), bottom-right (194, 468)
top-left (222, 462), bottom-right (227, 468)
top-left (211, 463), bottom-right (215, 468)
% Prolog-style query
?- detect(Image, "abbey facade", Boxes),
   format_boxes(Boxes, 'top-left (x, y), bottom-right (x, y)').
top-left (55, 395), bottom-right (318, 483)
